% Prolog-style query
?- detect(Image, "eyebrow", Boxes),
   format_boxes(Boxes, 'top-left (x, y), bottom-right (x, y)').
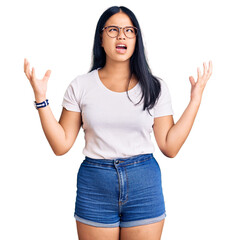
top-left (107, 25), bottom-right (134, 27)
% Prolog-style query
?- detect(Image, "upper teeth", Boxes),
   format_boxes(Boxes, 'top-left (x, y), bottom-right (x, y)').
top-left (117, 45), bottom-right (126, 47)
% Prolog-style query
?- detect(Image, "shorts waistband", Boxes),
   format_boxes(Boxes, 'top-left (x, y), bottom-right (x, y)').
top-left (83, 153), bottom-right (154, 167)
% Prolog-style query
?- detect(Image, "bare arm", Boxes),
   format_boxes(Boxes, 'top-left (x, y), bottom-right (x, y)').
top-left (153, 61), bottom-right (213, 158)
top-left (24, 58), bottom-right (81, 156)
top-left (36, 106), bottom-right (81, 156)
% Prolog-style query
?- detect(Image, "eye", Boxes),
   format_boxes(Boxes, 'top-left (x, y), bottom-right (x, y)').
top-left (108, 27), bottom-right (118, 32)
top-left (126, 28), bottom-right (134, 33)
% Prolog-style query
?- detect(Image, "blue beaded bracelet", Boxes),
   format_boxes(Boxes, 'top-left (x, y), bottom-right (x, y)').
top-left (34, 99), bottom-right (49, 109)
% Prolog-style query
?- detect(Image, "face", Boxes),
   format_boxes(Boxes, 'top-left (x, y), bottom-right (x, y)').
top-left (101, 12), bottom-right (137, 63)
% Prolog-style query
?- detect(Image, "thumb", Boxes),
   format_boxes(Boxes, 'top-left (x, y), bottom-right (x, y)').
top-left (189, 76), bottom-right (195, 86)
top-left (32, 67), bottom-right (36, 81)
top-left (44, 70), bottom-right (51, 81)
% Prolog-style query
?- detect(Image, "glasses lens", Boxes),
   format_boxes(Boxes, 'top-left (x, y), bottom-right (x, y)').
top-left (124, 27), bottom-right (137, 38)
top-left (106, 26), bottom-right (119, 38)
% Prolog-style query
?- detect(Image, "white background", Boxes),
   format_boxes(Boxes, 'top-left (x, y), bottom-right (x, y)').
top-left (1, 0), bottom-right (236, 239)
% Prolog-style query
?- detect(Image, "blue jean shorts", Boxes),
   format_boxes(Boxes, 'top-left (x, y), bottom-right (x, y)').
top-left (74, 153), bottom-right (166, 228)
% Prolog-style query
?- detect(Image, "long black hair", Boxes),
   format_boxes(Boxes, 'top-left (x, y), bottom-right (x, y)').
top-left (89, 6), bottom-right (162, 116)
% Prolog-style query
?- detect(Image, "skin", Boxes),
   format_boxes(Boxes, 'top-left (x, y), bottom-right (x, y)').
top-left (24, 10), bottom-right (213, 240)
top-left (154, 62), bottom-right (213, 158)
top-left (99, 12), bottom-right (138, 91)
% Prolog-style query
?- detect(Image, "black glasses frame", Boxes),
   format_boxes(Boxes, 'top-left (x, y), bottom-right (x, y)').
top-left (101, 25), bottom-right (138, 39)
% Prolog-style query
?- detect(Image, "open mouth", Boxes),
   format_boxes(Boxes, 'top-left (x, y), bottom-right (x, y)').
top-left (116, 44), bottom-right (127, 50)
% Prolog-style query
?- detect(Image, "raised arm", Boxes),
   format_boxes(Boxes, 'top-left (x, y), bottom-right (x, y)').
top-left (153, 61), bottom-right (213, 158)
top-left (24, 58), bottom-right (82, 156)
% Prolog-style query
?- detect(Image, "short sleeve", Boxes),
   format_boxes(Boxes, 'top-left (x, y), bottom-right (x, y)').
top-left (61, 79), bottom-right (81, 112)
top-left (153, 80), bottom-right (174, 118)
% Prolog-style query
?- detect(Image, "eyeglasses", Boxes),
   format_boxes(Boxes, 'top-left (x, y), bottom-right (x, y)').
top-left (101, 25), bottom-right (138, 39)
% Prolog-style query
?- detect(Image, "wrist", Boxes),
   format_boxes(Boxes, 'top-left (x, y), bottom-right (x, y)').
top-left (34, 99), bottom-right (49, 110)
top-left (190, 97), bottom-right (201, 107)
top-left (35, 95), bottom-right (47, 103)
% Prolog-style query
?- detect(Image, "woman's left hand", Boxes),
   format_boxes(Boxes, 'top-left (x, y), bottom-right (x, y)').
top-left (189, 60), bottom-right (213, 103)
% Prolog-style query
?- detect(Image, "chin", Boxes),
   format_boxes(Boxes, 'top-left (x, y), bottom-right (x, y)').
top-left (111, 53), bottom-right (133, 62)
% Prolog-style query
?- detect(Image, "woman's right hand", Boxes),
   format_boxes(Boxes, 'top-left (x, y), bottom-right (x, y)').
top-left (24, 58), bottom-right (51, 102)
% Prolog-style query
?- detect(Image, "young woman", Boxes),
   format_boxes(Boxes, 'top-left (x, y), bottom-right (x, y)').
top-left (24, 5), bottom-right (212, 240)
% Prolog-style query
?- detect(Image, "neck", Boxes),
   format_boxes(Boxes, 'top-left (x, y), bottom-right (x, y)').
top-left (101, 58), bottom-right (132, 81)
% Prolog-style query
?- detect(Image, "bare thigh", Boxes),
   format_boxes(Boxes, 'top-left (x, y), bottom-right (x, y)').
top-left (120, 219), bottom-right (165, 240)
top-left (76, 220), bottom-right (120, 240)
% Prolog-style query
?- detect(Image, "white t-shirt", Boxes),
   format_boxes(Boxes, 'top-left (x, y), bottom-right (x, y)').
top-left (62, 68), bottom-right (174, 159)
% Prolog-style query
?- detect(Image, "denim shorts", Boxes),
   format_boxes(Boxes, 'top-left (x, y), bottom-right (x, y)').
top-left (74, 153), bottom-right (166, 228)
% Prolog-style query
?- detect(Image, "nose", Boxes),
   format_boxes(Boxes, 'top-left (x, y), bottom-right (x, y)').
top-left (117, 28), bottom-right (126, 40)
